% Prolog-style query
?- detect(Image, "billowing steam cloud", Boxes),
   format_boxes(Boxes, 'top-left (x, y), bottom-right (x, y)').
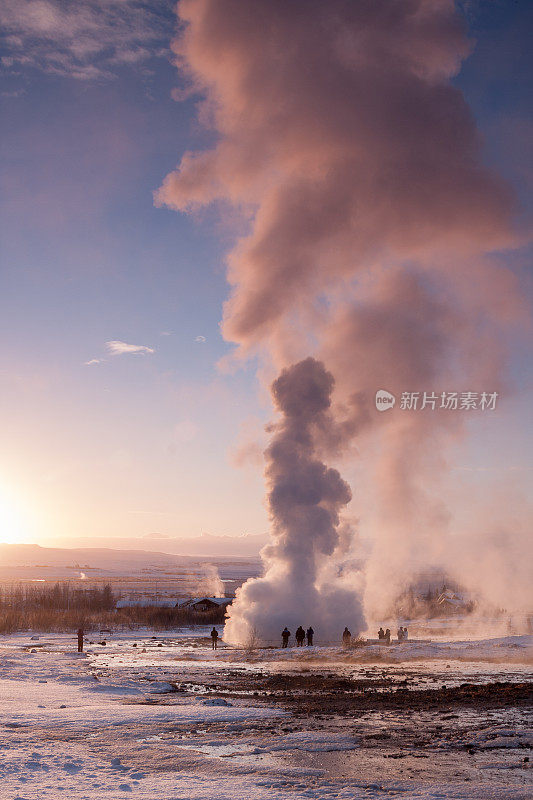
top-left (157, 0), bottom-right (514, 357)
top-left (192, 563), bottom-right (225, 598)
top-left (157, 0), bottom-right (531, 634)
top-left (225, 358), bottom-right (364, 644)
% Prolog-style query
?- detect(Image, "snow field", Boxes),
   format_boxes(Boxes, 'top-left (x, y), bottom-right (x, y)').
top-left (0, 631), bottom-right (531, 800)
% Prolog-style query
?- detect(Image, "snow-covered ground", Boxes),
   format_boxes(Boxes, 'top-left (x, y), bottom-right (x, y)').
top-left (0, 629), bottom-right (531, 799)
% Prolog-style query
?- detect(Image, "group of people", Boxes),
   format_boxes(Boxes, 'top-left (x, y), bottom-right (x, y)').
top-left (377, 627), bottom-right (391, 643)
top-left (281, 626), bottom-right (314, 647)
top-left (377, 626), bottom-right (408, 644)
top-left (281, 626), bottom-right (358, 647)
top-left (282, 625), bottom-right (409, 648)
top-left (77, 624), bottom-right (409, 653)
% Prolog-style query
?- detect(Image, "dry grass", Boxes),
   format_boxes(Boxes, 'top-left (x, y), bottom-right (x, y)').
top-left (0, 606), bottom-right (226, 634)
top-left (0, 582), bottom-right (227, 633)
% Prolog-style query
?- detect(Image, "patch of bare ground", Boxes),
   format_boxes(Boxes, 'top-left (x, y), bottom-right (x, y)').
top-left (179, 672), bottom-right (533, 715)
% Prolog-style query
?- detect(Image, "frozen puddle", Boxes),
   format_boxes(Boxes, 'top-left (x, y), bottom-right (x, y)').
top-left (178, 730), bottom-right (359, 758)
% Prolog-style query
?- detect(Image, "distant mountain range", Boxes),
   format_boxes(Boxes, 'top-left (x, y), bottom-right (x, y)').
top-left (0, 533), bottom-right (267, 569)
top-left (0, 543), bottom-right (179, 570)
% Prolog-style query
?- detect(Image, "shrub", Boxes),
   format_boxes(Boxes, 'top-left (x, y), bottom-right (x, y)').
top-left (0, 582), bottom-right (227, 633)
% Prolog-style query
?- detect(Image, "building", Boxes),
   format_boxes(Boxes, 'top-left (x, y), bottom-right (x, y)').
top-left (115, 596), bottom-right (232, 612)
top-left (436, 589), bottom-right (468, 611)
top-left (176, 597), bottom-right (231, 612)
top-left (115, 599), bottom-right (178, 610)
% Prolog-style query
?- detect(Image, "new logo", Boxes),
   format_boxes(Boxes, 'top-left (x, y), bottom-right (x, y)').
top-left (375, 389), bottom-right (395, 411)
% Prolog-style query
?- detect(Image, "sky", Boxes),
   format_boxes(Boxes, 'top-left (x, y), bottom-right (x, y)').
top-left (0, 0), bottom-right (531, 551)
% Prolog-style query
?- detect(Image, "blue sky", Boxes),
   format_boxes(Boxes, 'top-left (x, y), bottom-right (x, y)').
top-left (0, 0), bottom-right (530, 546)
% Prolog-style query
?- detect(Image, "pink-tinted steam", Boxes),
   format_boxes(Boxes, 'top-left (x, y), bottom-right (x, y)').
top-left (157, 0), bottom-right (530, 627)
top-left (157, 0), bottom-right (515, 353)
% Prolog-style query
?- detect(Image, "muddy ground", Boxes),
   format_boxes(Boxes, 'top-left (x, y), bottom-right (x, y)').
top-left (176, 669), bottom-right (533, 714)
top-left (116, 668), bottom-right (532, 789)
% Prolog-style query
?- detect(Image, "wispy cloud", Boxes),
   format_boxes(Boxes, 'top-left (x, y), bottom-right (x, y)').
top-left (194, 335), bottom-right (206, 343)
top-left (106, 340), bottom-right (155, 356)
top-left (84, 358), bottom-right (102, 366)
top-left (0, 0), bottom-right (174, 80)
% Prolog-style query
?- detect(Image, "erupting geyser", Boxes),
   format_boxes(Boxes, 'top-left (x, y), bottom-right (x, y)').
top-left (224, 358), bottom-right (364, 645)
top-left (158, 0), bottom-right (531, 628)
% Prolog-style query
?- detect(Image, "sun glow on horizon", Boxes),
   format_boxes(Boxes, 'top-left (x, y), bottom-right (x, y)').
top-left (0, 486), bottom-right (32, 545)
